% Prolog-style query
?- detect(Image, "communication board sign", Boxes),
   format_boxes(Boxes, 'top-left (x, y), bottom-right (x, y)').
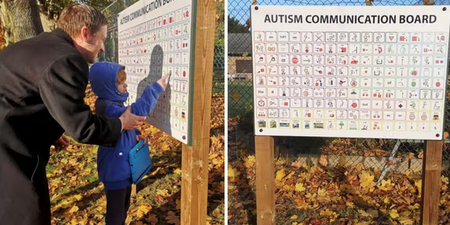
top-left (251, 5), bottom-right (450, 140)
top-left (118, 0), bottom-right (195, 145)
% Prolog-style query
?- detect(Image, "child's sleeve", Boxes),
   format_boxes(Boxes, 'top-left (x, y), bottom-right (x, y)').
top-left (104, 104), bottom-right (127, 117)
top-left (131, 82), bottom-right (164, 116)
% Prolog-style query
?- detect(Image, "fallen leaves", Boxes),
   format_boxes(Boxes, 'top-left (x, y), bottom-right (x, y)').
top-left (228, 149), bottom-right (427, 225)
top-left (46, 86), bottom-right (224, 224)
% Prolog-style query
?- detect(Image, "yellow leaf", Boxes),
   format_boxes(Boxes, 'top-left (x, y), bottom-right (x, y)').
top-left (415, 180), bottom-right (422, 195)
top-left (276, 169), bottom-right (286, 181)
top-left (398, 218), bottom-right (414, 225)
top-left (295, 182), bottom-right (306, 192)
top-left (228, 167), bottom-right (241, 178)
top-left (136, 203), bottom-right (152, 218)
top-left (290, 215), bottom-right (298, 220)
top-left (157, 189), bottom-right (170, 197)
top-left (408, 203), bottom-right (420, 210)
top-left (317, 188), bottom-right (326, 197)
top-left (384, 197), bottom-right (390, 204)
top-left (359, 171), bottom-right (374, 189)
top-left (320, 209), bottom-right (335, 217)
top-left (69, 205), bottom-right (79, 213)
top-left (346, 202), bottom-right (354, 208)
top-left (174, 168), bottom-right (182, 175)
top-left (244, 155), bottom-right (255, 168)
top-left (286, 171), bottom-right (295, 179)
top-left (73, 194), bottom-right (83, 201)
top-left (389, 209), bottom-right (399, 219)
top-left (378, 179), bottom-right (393, 191)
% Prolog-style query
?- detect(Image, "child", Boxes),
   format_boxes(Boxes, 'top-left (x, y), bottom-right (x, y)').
top-left (89, 61), bottom-right (168, 225)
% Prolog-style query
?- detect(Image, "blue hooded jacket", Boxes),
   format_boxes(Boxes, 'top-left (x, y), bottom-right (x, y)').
top-left (89, 61), bottom-right (163, 190)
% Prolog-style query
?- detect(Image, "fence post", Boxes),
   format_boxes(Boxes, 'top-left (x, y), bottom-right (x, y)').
top-left (420, 140), bottom-right (443, 225)
top-left (180, 0), bottom-right (216, 223)
top-left (255, 136), bottom-right (275, 225)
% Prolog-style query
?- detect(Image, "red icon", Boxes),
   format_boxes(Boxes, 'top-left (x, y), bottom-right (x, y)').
top-left (351, 103), bottom-right (357, 108)
top-left (183, 71), bottom-right (186, 77)
top-left (436, 82), bottom-right (441, 87)
top-left (400, 36), bottom-right (406, 41)
top-left (412, 36), bottom-right (419, 41)
top-left (292, 57), bottom-right (299, 64)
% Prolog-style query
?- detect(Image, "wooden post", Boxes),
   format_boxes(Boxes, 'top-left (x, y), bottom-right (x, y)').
top-left (180, 0), bottom-right (215, 223)
top-left (420, 140), bottom-right (444, 225)
top-left (255, 136), bottom-right (275, 225)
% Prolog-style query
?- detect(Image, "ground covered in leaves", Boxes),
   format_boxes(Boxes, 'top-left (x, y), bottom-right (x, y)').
top-left (47, 85), bottom-right (224, 225)
top-left (228, 121), bottom-right (450, 225)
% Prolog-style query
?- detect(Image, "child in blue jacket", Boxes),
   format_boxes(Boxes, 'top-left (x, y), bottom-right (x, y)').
top-left (89, 61), bottom-right (168, 225)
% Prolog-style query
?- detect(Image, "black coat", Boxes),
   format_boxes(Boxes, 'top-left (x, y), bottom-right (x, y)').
top-left (0, 28), bottom-right (121, 224)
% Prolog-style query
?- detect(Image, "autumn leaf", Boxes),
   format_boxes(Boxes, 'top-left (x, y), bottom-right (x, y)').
top-left (378, 179), bottom-right (393, 191)
top-left (415, 180), bottom-right (422, 196)
top-left (290, 215), bottom-right (298, 220)
top-left (228, 166), bottom-right (241, 181)
top-left (295, 182), bottom-right (306, 192)
top-left (389, 209), bottom-right (399, 219)
top-left (319, 155), bottom-right (328, 167)
top-left (398, 217), bottom-right (414, 225)
top-left (359, 171), bottom-right (374, 189)
top-left (276, 169), bottom-right (286, 181)
top-left (69, 205), bottom-right (79, 213)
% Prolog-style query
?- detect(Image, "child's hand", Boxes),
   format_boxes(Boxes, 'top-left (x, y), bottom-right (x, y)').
top-left (157, 73), bottom-right (170, 91)
top-left (137, 135), bottom-right (147, 145)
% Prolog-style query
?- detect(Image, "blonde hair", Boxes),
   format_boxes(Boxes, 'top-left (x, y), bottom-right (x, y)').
top-left (117, 69), bottom-right (126, 84)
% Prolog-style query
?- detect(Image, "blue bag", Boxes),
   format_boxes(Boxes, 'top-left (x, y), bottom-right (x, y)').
top-left (129, 140), bottom-right (152, 184)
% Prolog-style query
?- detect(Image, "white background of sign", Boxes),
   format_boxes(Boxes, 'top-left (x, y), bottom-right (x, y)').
top-left (252, 5), bottom-right (450, 140)
top-left (118, 0), bottom-right (193, 144)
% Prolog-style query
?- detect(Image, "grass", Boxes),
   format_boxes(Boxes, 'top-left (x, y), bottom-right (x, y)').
top-left (228, 79), bottom-right (253, 118)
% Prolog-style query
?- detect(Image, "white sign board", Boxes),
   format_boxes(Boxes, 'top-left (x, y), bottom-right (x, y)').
top-left (251, 5), bottom-right (450, 140)
top-left (118, 0), bottom-right (195, 144)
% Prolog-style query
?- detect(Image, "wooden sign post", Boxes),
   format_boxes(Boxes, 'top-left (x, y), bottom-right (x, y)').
top-left (421, 139), bottom-right (444, 225)
top-left (117, 0), bottom-right (216, 222)
top-left (180, 0), bottom-right (215, 223)
top-left (255, 136), bottom-right (275, 225)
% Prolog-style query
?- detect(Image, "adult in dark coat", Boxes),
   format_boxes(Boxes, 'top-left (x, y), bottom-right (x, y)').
top-left (0, 3), bottom-right (145, 225)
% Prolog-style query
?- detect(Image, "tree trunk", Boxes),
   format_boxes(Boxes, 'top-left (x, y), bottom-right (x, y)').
top-left (0, 0), bottom-right (44, 46)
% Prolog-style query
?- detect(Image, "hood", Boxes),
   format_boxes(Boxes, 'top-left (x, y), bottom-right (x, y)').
top-left (89, 61), bottom-right (129, 103)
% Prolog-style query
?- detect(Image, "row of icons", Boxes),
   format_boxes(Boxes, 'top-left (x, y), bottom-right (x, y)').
top-left (253, 31), bottom-right (448, 43)
top-left (254, 43), bottom-right (447, 55)
top-left (119, 24), bottom-right (190, 47)
top-left (255, 98), bottom-right (444, 109)
top-left (254, 65), bottom-right (446, 77)
top-left (255, 77), bottom-right (444, 89)
top-left (255, 108), bottom-right (442, 121)
top-left (119, 38), bottom-right (190, 55)
top-left (252, 54), bottom-right (447, 66)
top-left (257, 119), bottom-right (441, 132)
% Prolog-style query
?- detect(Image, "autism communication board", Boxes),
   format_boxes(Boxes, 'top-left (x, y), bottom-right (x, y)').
top-left (118, 0), bottom-right (195, 145)
top-left (251, 5), bottom-right (450, 140)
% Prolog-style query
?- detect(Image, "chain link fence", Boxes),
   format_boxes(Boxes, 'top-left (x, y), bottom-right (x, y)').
top-left (98, 0), bottom-right (224, 94)
top-left (228, 0), bottom-right (450, 224)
